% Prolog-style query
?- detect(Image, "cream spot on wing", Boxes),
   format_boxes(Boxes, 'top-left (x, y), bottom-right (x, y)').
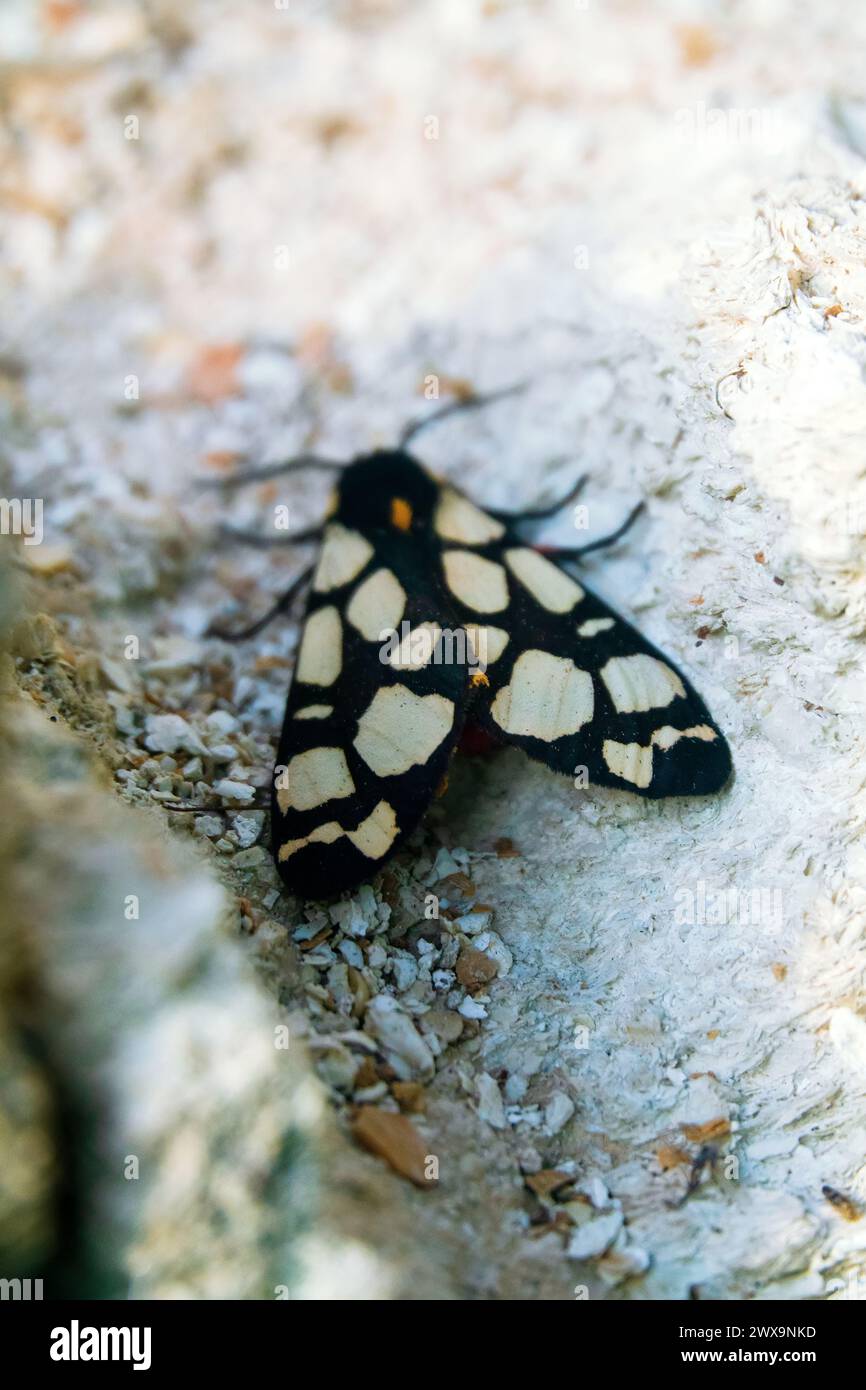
top-left (278, 799), bottom-right (399, 864)
top-left (651, 723), bottom-right (716, 751)
top-left (354, 684), bottom-right (454, 776)
top-left (278, 821), bottom-right (343, 862)
top-left (602, 725), bottom-right (718, 788)
top-left (278, 746), bottom-right (355, 813)
top-left (490, 649), bottom-right (594, 741)
top-left (577, 617), bottom-right (615, 638)
top-left (293, 704), bottom-right (333, 720)
top-left (603, 739), bottom-right (654, 789)
top-left (296, 606), bottom-right (342, 686)
top-left (347, 800), bottom-right (399, 858)
top-left (601, 654), bottom-right (686, 713)
top-left (463, 623), bottom-right (509, 666)
top-left (505, 547), bottom-right (584, 613)
top-left (434, 488), bottom-right (505, 544)
top-left (313, 523), bottom-right (373, 592)
top-left (347, 568), bottom-right (406, 640)
top-left (442, 550), bottom-right (509, 612)
top-left (388, 621), bottom-right (442, 670)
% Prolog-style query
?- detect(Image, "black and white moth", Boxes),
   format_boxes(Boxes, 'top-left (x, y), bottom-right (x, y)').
top-left (215, 395), bottom-right (731, 900)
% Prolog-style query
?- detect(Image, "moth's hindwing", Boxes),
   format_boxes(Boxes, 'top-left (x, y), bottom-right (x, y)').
top-left (272, 524), bottom-right (470, 898)
top-left (433, 518), bottom-right (732, 800)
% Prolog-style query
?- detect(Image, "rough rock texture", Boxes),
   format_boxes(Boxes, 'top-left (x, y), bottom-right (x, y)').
top-left (1, 0), bottom-right (865, 1299)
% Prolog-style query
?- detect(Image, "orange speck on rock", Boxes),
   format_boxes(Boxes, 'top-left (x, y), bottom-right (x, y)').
top-left (187, 344), bottom-right (243, 403)
top-left (657, 1144), bottom-right (691, 1171)
top-left (681, 1116), bottom-right (731, 1144)
top-left (676, 23), bottom-right (719, 68)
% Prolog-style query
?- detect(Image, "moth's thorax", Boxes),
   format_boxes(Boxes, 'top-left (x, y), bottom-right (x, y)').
top-left (335, 450), bottom-right (439, 534)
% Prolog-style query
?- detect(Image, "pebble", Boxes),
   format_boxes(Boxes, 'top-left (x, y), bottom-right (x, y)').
top-left (351, 1105), bottom-right (435, 1188)
top-left (231, 811), bottom-right (264, 848)
top-left (338, 939), bottom-right (365, 969)
top-left (544, 1091), bottom-right (576, 1136)
top-left (391, 952), bottom-right (419, 992)
top-left (432, 969), bottom-right (455, 991)
top-left (193, 815), bottom-right (224, 837)
top-left (232, 846), bottom-right (266, 868)
top-left (566, 1210), bottom-right (623, 1261)
top-left (476, 1072), bottom-right (507, 1130)
top-left (206, 709), bottom-right (239, 736)
top-left (451, 910), bottom-right (493, 936)
top-left (144, 713), bottom-right (208, 756)
top-left (143, 637), bottom-right (203, 676)
top-left (474, 930), bottom-right (512, 976)
top-left (504, 1073), bottom-right (528, 1103)
top-left (456, 944), bottom-right (498, 993)
top-left (364, 995), bottom-right (435, 1081)
top-left (459, 997), bottom-right (488, 1020)
top-left (208, 743), bottom-right (239, 762)
top-left (329, 899), bottom-right (372, 938)
top-left (314, 1043), bottom-right (358, 1093)
top-left (213, 778), bottom-right (255, 803)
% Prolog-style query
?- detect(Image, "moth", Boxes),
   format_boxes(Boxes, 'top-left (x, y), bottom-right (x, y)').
top-left (212, 389), bottom-right (732, 899)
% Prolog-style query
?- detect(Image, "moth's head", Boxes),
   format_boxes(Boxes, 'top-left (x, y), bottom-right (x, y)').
top-left (333, 449), bottom-right (439, 534)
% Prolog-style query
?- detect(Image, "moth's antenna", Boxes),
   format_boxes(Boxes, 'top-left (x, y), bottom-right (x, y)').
top-left (398, 381), bottom-right (528, 447)
top-left (196, 455), bottom-right (345, 491)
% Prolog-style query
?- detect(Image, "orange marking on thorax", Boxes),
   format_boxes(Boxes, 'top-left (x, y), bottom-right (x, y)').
top-left (470, 670), bottom-right (490, 687)
top-left (390, 497), bottom-right (413, 530)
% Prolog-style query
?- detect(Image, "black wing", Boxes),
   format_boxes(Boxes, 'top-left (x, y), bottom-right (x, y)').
top-left (429, 490), bottom-right (732, 799)
top-left (272, 521), bottom-right (471, 898)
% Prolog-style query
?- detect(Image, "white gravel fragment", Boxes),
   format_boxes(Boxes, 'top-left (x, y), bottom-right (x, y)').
top-left (432, 969), bottom-right (455, 991)
top-left (504, 1073), bottom-right (528, 1103)
top-left (476, 1072), bottom-right (507, 1130)
top-left (451, 911), bottom-right (492, 936)
top-left (458, 997), bottom-right (487, 1020)
top-left (206, 710), bottom-right (240, 736)
top-left (144, 713), bottom-right (208, 756)
top-left (544, 1091), bottom-right (575, 1136)
top-left (364, 995), bottom-right (435, 1080)
top-left (329, 899), bottom-right (372, 938)
top-left (391, 953), bottom-right (418, 991)
top-left (427, 848), bottom-right (461, 883)
top-left (193, 815), bottom-right (224, 838)
top-left (582, 1177), bottom-right (612, 1211)
top-left (207, 743), bottom-right (239, 762)
top-left (566, 1211), bottom-right (624, 1261)
top-left (337, 939), bottom-right (364, 969)
top-left (231, 812), bottom-right (264, 848)
top-left (213, 778), bottom-right (255, 803)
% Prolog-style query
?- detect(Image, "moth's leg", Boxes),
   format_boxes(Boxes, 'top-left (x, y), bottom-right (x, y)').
top-left (488, 472), bottom-right (588, 524)
top-left (162, 796), bottom-right (270, 813)
top-left (399, 381), bottom-right (526, 446)
top-left (208, 563), bottom-right (315, 641)
top-left (538, 501), bottom-right (645, 560)
top-left (196, 457), bottom-right (344, 491)
top-left (219, 522), bottom-right (324, 548)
